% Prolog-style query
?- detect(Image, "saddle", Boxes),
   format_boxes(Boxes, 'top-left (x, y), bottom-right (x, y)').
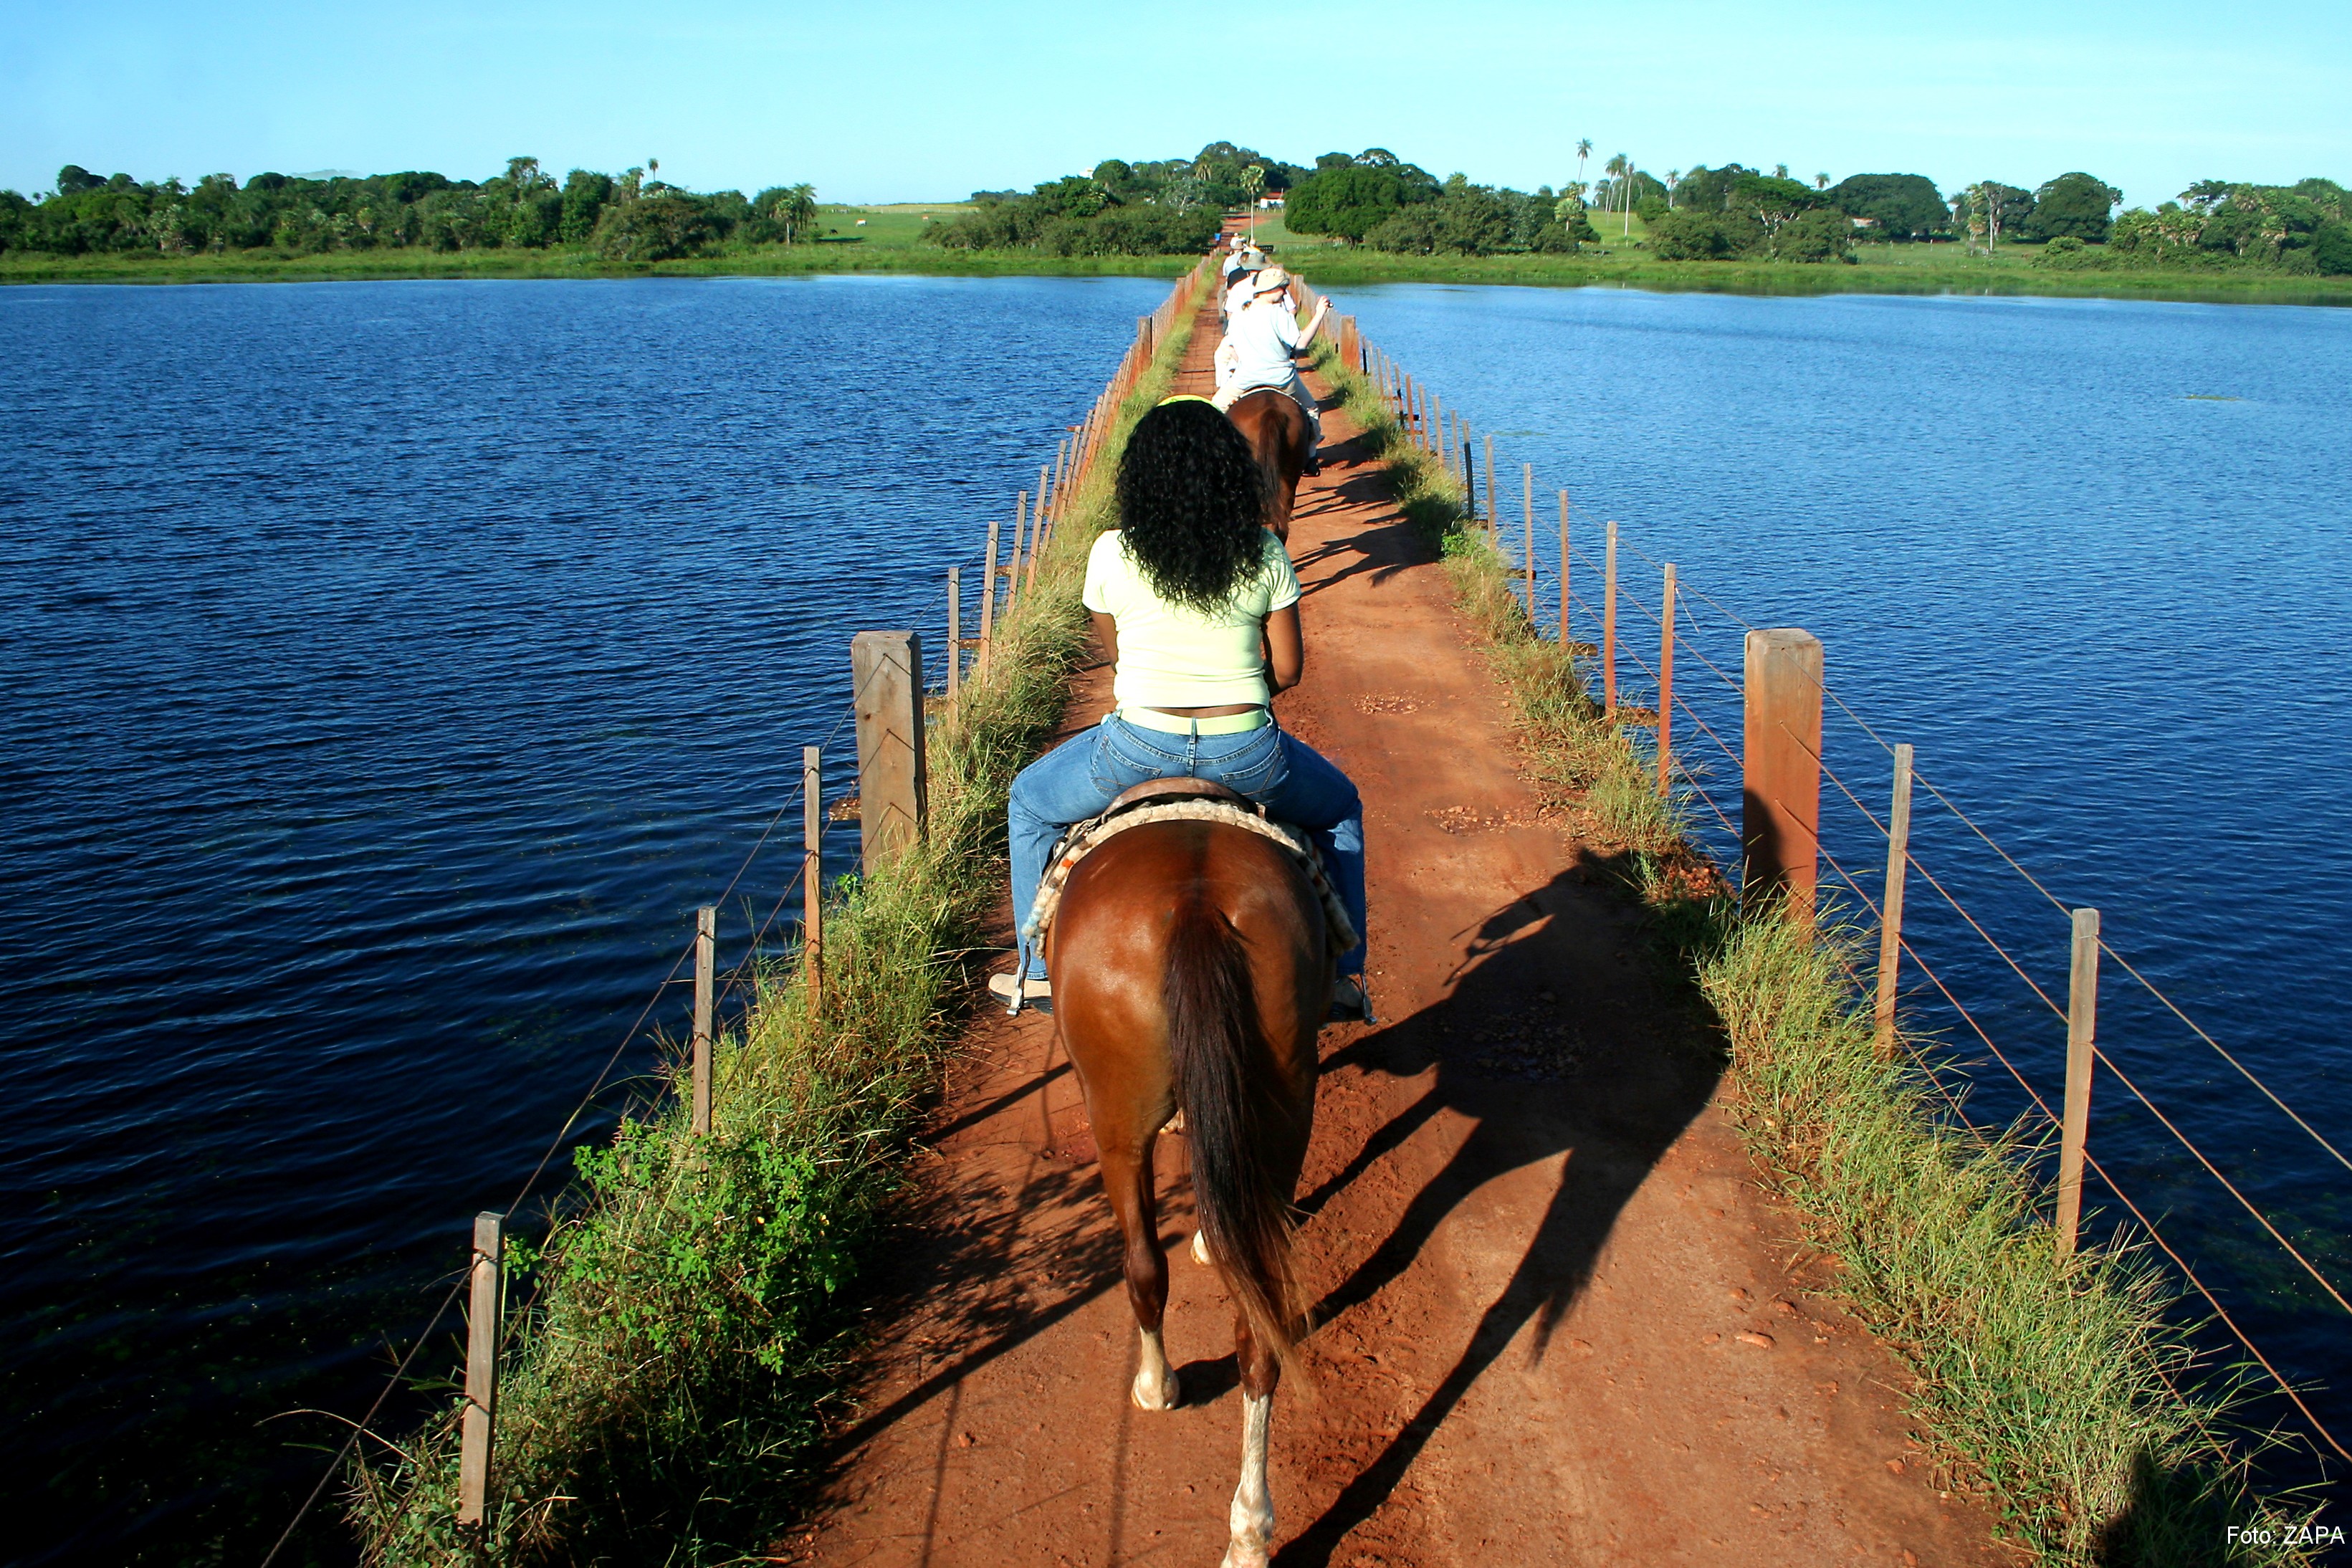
top-left (1022, 778), bottom-right (1357, 953)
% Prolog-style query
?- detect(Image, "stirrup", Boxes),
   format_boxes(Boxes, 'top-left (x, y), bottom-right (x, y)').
top-left (1328, 975), bottom-right (1374, 1024)
top-left (988, 970), bottom-right (1052, 1015)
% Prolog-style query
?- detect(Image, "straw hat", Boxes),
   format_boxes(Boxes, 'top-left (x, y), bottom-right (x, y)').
top-left (1252, 266), bottom-right (1290, 293)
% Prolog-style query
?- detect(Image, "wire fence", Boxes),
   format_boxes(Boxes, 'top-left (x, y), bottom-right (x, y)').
top-left (1332, 317), bottom-right (2351, 1470)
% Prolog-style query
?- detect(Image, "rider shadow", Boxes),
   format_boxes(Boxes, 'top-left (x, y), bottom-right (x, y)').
top-left (1274, 853), bottom-right (1727, 1565)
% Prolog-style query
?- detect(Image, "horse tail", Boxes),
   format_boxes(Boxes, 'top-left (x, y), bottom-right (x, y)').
top-left (1164, 890), bottom-right (1301, 1365)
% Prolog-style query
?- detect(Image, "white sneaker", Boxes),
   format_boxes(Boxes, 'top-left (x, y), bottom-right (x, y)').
top-left (988, 971), bottom-right (1053, 1008)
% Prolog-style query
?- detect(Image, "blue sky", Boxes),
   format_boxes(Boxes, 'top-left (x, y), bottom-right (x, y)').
top-left (5, 0), bottom-right (2345, 208)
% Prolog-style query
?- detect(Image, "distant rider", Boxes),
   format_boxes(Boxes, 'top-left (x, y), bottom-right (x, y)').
top-left (991, 398), bottom-right (1369, 1020)
top-left (1211, 267), bottom-right (1332, 472)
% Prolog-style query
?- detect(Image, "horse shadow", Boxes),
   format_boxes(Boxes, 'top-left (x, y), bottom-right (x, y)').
top-left (1273, 852), bottom-right (1726, 1564)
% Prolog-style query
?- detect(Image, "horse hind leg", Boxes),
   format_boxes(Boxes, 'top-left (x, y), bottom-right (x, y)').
top-left (1220, 1315), bottom-right (1279, 1567)
top-left (1099, 1137), bottom-right (1181, 1411)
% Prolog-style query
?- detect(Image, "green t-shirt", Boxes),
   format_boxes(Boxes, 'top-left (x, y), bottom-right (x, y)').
top-left (1083, 529), bottom-right (1301, 709)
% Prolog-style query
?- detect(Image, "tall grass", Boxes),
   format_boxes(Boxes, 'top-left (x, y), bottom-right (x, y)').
top-left (1308, 331), bottom-right (2317, 1564)
top-left (348, 306), bottom-right (1196, 1566)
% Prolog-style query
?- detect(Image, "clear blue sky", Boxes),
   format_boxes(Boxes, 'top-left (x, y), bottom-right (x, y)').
top-left (6, 0), bottom-right (2345, 209)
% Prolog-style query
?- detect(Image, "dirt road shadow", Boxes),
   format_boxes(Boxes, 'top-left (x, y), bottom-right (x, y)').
top-left (1276, 859), bottom-right (1725, 1565)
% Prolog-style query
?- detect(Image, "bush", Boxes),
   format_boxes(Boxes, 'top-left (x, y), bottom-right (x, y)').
top-left (591, 194), bottom-right (718, 262)
top-left (1776, 208), bottom-right (1855, 264)
top-left (1649, 209), bottom-right (1736, 260)
top-left (2315, 221), bottom-right (2352, 275)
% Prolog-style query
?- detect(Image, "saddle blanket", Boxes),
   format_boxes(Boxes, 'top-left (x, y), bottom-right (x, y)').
top-left (1021, 798), bottom-right (1357, 955)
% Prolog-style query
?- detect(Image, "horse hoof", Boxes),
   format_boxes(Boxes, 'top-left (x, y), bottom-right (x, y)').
top-left (1191, 1230), bottom-right (1212, 1266)
top-left (1130, 1368), bottom-right (1182, 1412)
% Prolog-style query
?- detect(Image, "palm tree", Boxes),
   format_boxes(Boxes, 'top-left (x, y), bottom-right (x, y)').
top-left (1815, 172), bottom-right (1830, 191)
top-left (1774, 163), bottom-right (1788, 180)
top-left (773, 183), bottom-right (818, 244)
top-left (1243, 163), bottom-right (1266, 242)
top-left (1576, 139), bottom-right (1593, 196)
top-left (1605, 153), bottom-right (1632, 236)
top-left (1667, 169), bottom-right (1681, 209)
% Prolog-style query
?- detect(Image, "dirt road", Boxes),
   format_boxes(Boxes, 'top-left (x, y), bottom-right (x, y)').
top-left (790, 295), bottom-right (2004, 1566)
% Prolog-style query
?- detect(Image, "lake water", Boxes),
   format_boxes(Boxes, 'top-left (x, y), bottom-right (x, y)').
top-left (1338, 282), bottom-right (2352, 1486)
top-left (6, 276), bottom-right (2346, 1562)
top-left (0, 273), bottom-right (1169, 1565)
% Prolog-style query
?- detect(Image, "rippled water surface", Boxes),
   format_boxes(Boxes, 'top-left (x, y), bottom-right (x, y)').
top-left (0, 273), bottom-right (1167, 1564)
top-left (1342, 283), bottom-right (2352, 1478)
top-left (7, 276), bottom-right (2348, 1560)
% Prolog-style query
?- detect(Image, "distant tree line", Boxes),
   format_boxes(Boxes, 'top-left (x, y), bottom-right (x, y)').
top-left (0, 158), bottom-right (824, 263)
top-left (927, 142), bottom-right (1289, 254)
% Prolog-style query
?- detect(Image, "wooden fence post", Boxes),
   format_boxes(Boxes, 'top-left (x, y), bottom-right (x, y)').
top-left (1028, 467), bottom-right (1050, 594)
top-left (1873, 742), bottom-right (1914, 1057)
top-left (1557, 490), bottom-right (1571, 644)
top-left (803, 745), bottom-right (823, 1018)
top-left (456, 1211), bottom-right (502, 1528)
top-left (945, 568), bottom-right (961, 696)
top-left (2055, 907), bottom-right (2102, 1258)
top-left (977, 519), bottom-right (999, 669)
top-left (1658, 565), bottom-right (1676, 795)
top-left (1741, 628), bottom-right (1825, 922)
top-left (850, 631), bottom-right (928, 874)
top-left (1521, 464), bottom-right (1537, 616)
top-left (1481, 436), bottom-right (1498, 542)
top-left (1461, 435), bottom-right (1475, 515)
top-left (1603, 521), bottom-right (1619, 717)
top-left (1005, 491), bottom-right (1028, 616)
top-left (691, 905), bottom-right (714, 1134)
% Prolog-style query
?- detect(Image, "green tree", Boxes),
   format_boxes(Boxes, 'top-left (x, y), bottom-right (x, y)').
top-left (1649, 209), bottom-right (1735, 259)
top-left (560, 170), bottom-right (613, 243)
top-left (1825, 173), bottom-right (1946, 239)
top-left (2026, 172), bottom-right (2122, 243)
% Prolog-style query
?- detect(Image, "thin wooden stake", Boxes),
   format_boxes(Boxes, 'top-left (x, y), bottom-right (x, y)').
top-left (1522, 463), bottom-right (1536, 616)
top-left (1603, 521), bottom-right (1619, 716)
top-left (1005, 491), bottom-right (1028, 616)
top-left (1028, 467), bottom-right (1049, 595)
top-left (1482, 436), bottom-right (1498, 542)
top-left (1658, 564), bottom-right (1676, 795)
top-left (1557, 490), bottom-right (1571, 643)
top-left (1461, 422), bottom-right (1475, 523)
top-left (1873, 742), bottom-right (1915, 1058)
top-left (2056, 907), bottom-right (2101, 1259)
top-left (803, 746), bottom-right (823, 1019)
top-left (691, 905), bottom-right (714, 1135)
top-left (456, 1211), bottom-right (502, 1528)
top-left (977, 518), bottom-right (999, 669)
top-left (945, 568), bottom-right (961, 697)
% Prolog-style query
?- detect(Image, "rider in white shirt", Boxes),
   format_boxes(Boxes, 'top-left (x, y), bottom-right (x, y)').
top-left (1212, 267), bottom-right (1333, 467)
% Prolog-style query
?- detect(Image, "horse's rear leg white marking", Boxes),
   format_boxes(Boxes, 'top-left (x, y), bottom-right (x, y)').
top-left (1131, 1326), bottom-right (1180, 1411)
top-left (1191, 1229), bottom-right (1212, 1266)
top-left (1219, 1391), bottom-right (1274, 1568)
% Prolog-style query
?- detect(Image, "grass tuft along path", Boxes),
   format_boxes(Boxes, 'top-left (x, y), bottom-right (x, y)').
top-left (782, 292), bottom-right (2007, 1567)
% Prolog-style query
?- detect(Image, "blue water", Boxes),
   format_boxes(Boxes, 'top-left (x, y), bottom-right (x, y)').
top-left (1342, 283), bottom-right (2352, 1484)
top-left (0, 273), bottom-right (1166, 1565)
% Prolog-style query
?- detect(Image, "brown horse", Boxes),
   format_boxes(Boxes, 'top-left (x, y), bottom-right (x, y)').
top-left (1225, 388), bottom-right (1311, 543)
top-left (1046, 784), bottom-right (1332, 1567)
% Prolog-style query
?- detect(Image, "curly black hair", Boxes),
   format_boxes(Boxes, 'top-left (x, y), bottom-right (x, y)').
top-left (1113, 399), bottom-right (1270, 612)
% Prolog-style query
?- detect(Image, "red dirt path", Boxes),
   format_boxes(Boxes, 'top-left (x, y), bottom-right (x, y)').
top-left (786, 295), bottom-right (2007, 1566)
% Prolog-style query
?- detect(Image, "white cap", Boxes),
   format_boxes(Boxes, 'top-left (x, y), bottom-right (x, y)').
top-left (1252, 266), bottom-right (1290, 293)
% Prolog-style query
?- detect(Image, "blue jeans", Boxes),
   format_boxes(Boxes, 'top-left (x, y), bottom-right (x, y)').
top-left (1008, 714), bottom-right (1366, 980)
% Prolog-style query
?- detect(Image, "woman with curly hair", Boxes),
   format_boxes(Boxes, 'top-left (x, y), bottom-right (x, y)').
top-left (993, 397), bottom-right (1367, 1018)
